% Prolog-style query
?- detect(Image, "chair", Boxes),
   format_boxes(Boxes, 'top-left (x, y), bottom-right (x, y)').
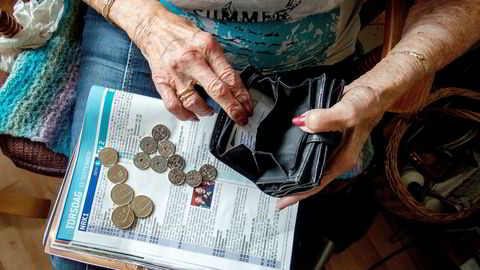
top-left (0, 0), bottom-right (425, 217)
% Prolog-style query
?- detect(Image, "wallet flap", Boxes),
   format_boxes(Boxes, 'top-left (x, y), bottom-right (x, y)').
top-left (209, 65), bottom-right (346, 197)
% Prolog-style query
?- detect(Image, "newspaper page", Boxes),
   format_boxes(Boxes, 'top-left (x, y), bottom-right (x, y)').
top-left (51, 86), bottom-right (298, 270)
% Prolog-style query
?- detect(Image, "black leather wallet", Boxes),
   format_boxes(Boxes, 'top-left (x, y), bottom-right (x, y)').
top-left (209, 66), bottom-right (345, 197)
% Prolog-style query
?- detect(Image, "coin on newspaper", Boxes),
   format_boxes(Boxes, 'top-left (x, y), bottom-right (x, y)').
top-left (99, 147), bottom-right (118, 167)
top-left (167, 154), bottom-right (185, 170)
top-left (185, 170), bottom-right (203, 187)
top-left (168, 168), bottom-right (186, 186)
top-left (151, 155), bottom-right (168, 173)
top-left (110, 183), bottom-right (134, 206)
top-left (140, 136), bottom-right (158, 154)
top-left (133, 152), bottom-right (151, 170)
top-left (107, 164), bottom-right (128, 184)
top-left (111, 205), bottom-right (135, 230)
top-left (130, 195), bottom-right (154, 218)
top-left (157, 140), bottom-right (176, 157)
top-left (152, 124), bottom-right (170, 141)
top-left (199, 164), bottom-right (217, 181)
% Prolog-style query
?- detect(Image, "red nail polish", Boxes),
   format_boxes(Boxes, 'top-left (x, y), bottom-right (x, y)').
top-left (292, 115), bottom-right (305, 126)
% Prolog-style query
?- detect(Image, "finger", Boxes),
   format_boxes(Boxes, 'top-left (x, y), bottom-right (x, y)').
top-left (179, 87), bottom-right (214, 117)
top-left (152, 73), bottom-right (197, 121)
top-left (276, 125), bottom-right (373, 210)
top-left (293, 102), bottom-right (357, 134)
top-left (275, 172), bottom-right (338, 210)
top-left (185, 59), bottom-right (249, 125)
top-left (276, 187), bottom-right (321, 210)
top-left (199, 35), bottom-right (253, 115)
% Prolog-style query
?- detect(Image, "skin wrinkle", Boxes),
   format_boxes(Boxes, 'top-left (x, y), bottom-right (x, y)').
top-left (81, 0), bottom-right (480, 208)
top-left (277, 0), bottom-right (480, 208)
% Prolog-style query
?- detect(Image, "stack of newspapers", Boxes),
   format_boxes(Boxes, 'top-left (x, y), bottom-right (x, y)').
top-left (44, 86), bottom-right (297, 270)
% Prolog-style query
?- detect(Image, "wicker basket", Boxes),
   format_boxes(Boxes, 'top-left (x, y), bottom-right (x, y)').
top-left (384, 87), bottom-right (480, 224)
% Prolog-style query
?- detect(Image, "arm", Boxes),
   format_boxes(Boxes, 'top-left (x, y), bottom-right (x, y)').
top-left (350, 0), bottom-right (480, 116)
top-left (279, 0), bottom-right (480, 209)
top-left (81, 0), bottom-right (252, 124)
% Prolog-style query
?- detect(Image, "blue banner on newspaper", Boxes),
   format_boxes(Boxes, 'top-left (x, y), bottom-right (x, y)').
top-left (57, 86), bottom-right (114, 241)
top-left (78, 158), bottom-right (102, 232)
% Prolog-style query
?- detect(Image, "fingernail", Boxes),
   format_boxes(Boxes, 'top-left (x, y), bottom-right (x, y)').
top-left (275, 200), bottom-right (285, 210)
top-left (239, 115), bottom-right (248, 126)
top-left (237, 114), bottom-right (248, 126)
top-left (231, 108), bottom-right (249, 126)
top-left (191, 116), bottom-right (200, 122)
top-left (292, 114), bottom-right (306, 126)
top-left (246, 103), bottom-right (253, 117)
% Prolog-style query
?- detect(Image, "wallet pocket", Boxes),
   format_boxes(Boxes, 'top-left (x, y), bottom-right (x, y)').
top-left (209, 65), bottom-right (346, 197)
top-left (254, 79), bottom-right (311, 177)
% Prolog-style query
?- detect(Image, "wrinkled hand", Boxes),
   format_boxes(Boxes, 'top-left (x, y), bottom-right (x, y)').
top-left (277, 85), bottom-right (384, 209)
top-left (133, 6), bottom-right (252, 124)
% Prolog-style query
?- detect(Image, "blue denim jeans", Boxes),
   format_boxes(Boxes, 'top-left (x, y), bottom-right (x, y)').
top-left (54, 7), bottom-right (157, 270)
top-left (55, 7), bottom-right (371, 270)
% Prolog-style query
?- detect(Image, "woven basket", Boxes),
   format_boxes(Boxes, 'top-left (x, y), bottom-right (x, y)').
top-left (384, 87), bottom-right (480, 224)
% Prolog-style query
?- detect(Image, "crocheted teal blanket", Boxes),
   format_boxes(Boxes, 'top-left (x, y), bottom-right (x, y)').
top-left (0, 0), bottom-right (83, 157)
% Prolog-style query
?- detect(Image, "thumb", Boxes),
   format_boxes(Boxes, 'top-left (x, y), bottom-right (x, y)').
top-left (293, 102), bottom-right (355, 133)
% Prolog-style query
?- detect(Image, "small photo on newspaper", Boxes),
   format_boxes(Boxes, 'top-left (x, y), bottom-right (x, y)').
top-left (45, 86), bottom-right (298, 270)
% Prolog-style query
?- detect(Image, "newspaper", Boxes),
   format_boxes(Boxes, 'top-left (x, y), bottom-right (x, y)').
top-left (45, 86), bottom-right (298, 270)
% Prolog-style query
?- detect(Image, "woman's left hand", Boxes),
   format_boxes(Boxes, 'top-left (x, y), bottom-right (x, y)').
top-left (276, 85), bottom-right (384, 209)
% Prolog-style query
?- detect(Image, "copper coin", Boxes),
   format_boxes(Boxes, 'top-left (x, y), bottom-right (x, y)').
top-left (107, 164), bottom-right (128, 184)
top-left (110, 183), bottom-right (134, 206)
top-left (111, 205), bottom-right (135, 230)
top-left (99, 147), bottom-right (118, 167)
top-left (130, 195), bottom-right (154, 218)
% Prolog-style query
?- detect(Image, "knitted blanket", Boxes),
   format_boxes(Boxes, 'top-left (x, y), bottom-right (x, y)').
top-left (0, 0), bottom-right (83, 157)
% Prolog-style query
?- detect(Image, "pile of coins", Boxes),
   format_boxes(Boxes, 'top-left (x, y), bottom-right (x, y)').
top-left (99, 147), bottom-right (154, 230)
top-left (134, 124), bottom-right (218, 187)
top-left (99, 123), bottom-right (218, 230)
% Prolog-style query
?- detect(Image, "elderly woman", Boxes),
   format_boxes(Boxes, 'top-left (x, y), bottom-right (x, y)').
top-left (53, 0), bottom-right (480, 268)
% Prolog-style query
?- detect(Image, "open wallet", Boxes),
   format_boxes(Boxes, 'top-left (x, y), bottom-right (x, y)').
top-left (209, 66), bottom-right (346, 197)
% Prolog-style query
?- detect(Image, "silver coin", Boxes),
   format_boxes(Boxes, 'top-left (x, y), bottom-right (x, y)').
top-left (107, 164), bottom-right (128, 184)
top-left (133, 152), bottom-right (151, 170)
top-left (152, 124), bottom-right (170, 141)
top-left (168, 168), bottom-right (186, 186)
top-left (140, 137), bottom-right (158, 154)
top-left (151, 155), bottom-right (168, 173)
top-left (130, 195), bottom-right (154, 218)
top-left (158, 140), bottom-right (176, 157)
top-left (167, 154), bottom-right (185, 170)
top-left (111, 205), bottom-right (135, 230)
top-left (199, 164), bottom-right (217, 181)
top-left (185, 170), bottom-right (203, 187)
top-left (110, 183), bottom-right (134, 206)
top-left (99, 147), bottom-right (118, 167)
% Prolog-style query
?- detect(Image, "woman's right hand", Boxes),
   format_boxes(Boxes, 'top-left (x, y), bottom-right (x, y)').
top-left (113, 0), bottom-right (253, 124)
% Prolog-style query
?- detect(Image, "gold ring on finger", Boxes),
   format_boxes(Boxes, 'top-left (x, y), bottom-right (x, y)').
top-left (179, 89), bottom-right (196, 103)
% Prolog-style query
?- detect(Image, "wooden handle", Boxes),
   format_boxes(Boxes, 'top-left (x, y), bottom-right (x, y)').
top-left (0, 8), bottom-right (23, 38)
